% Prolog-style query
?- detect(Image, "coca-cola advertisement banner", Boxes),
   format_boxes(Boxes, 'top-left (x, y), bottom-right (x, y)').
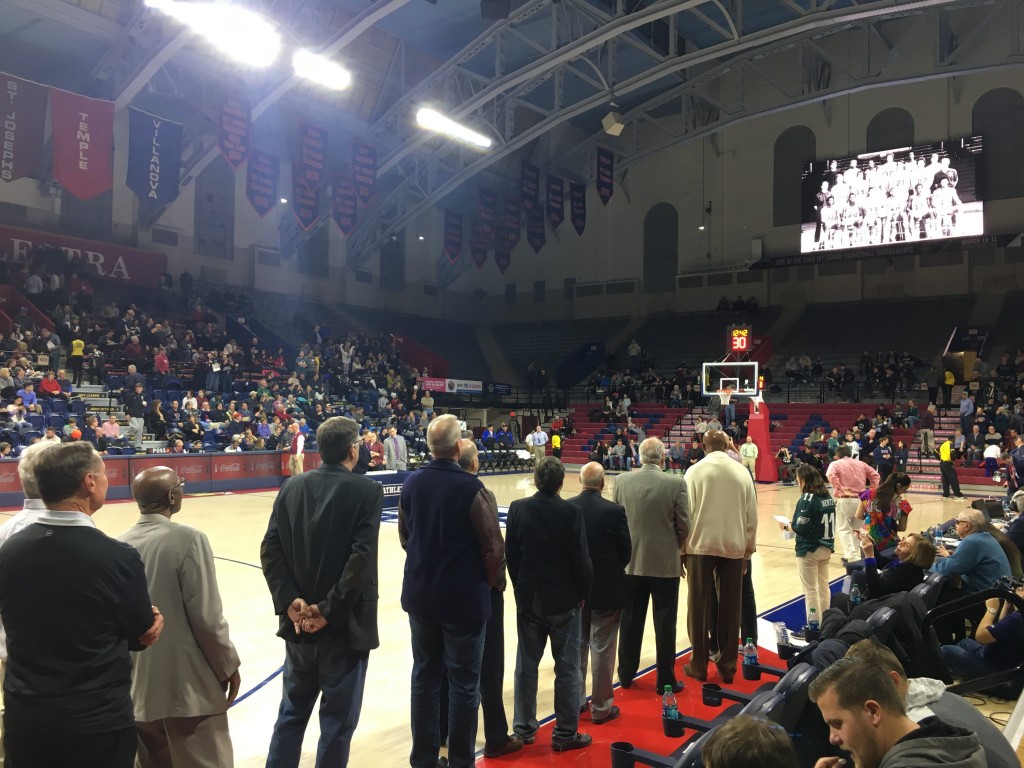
top-left (520, 161), bottom-right (539, 212)
top-left (0, 223), bottom-right (166, 287)
top-left (50, 88), bottom-right (114, 201)
top-left (596, 147), bottom-right (614, 206)
top-left (443, 209), bottom-right (463, 264)
top-left (352, 143), bottom-right (377, 204)
top-left (219, 96), bottom-right (251, 169)
top-left (332, 175), bottom-right (357, 235)
top-left (245, 151), bottom-right (279, 218)
top-left (570, 181), bottom-right (587, 236)
top-left (546, 175), bottom-right (564, 229)
top-left (0, 73), bottom-right (47, 184)
top-left (296, 122), bottom-right (328, 190)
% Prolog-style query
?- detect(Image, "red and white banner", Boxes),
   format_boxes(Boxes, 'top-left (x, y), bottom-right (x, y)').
top-left (50, 88), bottom-right (114, 201)
top-left (0, 73), bottom-right (48, 183)
top-left (0, 224), bottom-right (167, 287)
top-left (219, 97), bottom-right (251, 169)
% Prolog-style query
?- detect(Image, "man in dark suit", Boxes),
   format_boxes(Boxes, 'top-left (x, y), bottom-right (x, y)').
top-left (569, 462), bottom-right (631, 725)
top-left (437, 440), bottom-right (523, 759)
top-left (399, 415), bottom-right (505, 768)
top-left (352, 430), bottom-right (373, 475)
top-left (261, 416), bottom-right (383, 767)
top-left (507, 457), bottom-right (594, 753)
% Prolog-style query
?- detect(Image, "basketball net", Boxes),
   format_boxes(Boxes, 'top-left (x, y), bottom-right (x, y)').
top-left (717, 388), bottom-right (734, 407)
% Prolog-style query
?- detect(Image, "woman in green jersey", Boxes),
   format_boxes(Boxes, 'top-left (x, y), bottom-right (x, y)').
top-left (785, 465), bottom-right (837, 625)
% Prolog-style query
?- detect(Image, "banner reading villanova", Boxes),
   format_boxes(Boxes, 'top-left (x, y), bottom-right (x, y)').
top-left (126, 107), bottom-right (183, 207)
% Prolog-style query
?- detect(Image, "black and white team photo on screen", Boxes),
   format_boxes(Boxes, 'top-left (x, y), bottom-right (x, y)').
top-left (800, 136), bottom-right (984, 253)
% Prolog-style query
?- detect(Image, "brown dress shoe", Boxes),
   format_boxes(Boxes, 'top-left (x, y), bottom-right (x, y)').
top-left (483, 734), bottom-right (524, 758)
top-left (683, 663), bottom-right (707, 682)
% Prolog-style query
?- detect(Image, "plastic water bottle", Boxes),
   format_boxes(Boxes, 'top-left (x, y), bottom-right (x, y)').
top-left (808, 607), bottom-right (820, 632)
top-left (662, 685), bottom-right (678, 719)
top-left (850, 584), bottom-right (862, 607)
top-left (743, 637), bottom-right (758, 666)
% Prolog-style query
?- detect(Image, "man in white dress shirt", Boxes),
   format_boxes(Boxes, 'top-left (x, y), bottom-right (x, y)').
top-left (526, 426), bottom-right (549, 464)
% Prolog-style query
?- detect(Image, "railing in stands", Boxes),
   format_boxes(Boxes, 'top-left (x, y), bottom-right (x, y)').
top-left (393, 334), bottom-right (449, 378)
top-left (0, 286), bottom-right (55, 332)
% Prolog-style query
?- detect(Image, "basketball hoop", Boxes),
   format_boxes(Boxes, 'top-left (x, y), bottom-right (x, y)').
top-left (717, 388), bottom-right (734, 407)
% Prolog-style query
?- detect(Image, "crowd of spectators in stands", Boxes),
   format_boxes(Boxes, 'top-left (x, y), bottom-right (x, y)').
top-left (0, 248), bottom-right (476, 460)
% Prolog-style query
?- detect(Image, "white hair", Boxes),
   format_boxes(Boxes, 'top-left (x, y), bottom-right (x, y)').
top-left (17, 441), bottom-right (61, 499)
top-left (639, 437), bottom-right (665, 466)
top-left (427, 414), bottom-right (461, 458)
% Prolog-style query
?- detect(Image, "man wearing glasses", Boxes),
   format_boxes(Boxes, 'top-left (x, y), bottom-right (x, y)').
top-left (930, 509), bottom-right (1011, 644)
top-left (118, 467), bottom-right (241, 767)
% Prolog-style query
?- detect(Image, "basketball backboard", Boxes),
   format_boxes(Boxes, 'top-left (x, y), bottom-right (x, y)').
top-left (701, 361), bottom-right (760, 397)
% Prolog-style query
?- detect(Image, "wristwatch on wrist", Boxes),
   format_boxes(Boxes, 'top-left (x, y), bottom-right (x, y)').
top-left (987, 607), bottom-right (999, 615)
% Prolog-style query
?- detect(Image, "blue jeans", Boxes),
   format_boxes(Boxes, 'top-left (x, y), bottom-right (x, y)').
top-left (513, 603), bottom-right (582, 744)
top-left (266, 642), bottom-right (369, 768)
top-left (724, 403), bottom-right (736, 427)
top-left (941, 638), bottom-right (998, 681)
top-left (408, 615), bottom-right (486, 768)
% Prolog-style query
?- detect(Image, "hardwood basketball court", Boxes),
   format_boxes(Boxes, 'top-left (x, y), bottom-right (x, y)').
top-left (0, 470), bottom-right (982, 766)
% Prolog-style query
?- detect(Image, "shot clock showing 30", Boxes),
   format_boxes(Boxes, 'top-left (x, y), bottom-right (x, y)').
top-left (728, 325), bottom-right (751, 354)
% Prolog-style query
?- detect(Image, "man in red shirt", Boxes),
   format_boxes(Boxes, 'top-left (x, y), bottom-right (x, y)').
top-left (37, 371), bottom-right (66, 400)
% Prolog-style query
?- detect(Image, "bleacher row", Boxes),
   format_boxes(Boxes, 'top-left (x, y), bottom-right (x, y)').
top-left (555, 400), bottom-right (1000, 488)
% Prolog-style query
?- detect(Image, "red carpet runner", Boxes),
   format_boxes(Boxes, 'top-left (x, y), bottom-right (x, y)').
top-left (477, 647), bottom-right (785, 767)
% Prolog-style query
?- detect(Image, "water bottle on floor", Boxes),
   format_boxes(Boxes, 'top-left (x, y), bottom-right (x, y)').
top-left (850, 584), bottom-right (862, 607)
top-left (662, 685), bottom-right (678, 720)
top-left (808, 607), bottom-right (820, 632)
top-left (743, 638), bottom-right (758, 666)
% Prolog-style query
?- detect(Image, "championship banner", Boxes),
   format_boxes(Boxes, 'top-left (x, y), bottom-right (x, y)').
top-left (570, 181), bottom-right (587, 236)
top-left (470, 219), bottom-right (487, 269)
top-left (596, 147), bottom-right (614, 205)
top-left (494, 240), bottom-right (511, 274)
top-left (245, 151), bottom-right (279, 217)
top-left (520, 161), bottom-right (539, 212)
top-left (443, 209), bottom-right (463, 264)
top-left (218, 97), bottom-right (251, 169)
top-left (503, 198), bottom-right (521, 247)
top-left (526, 208), bottom-right (546, 254)
top-left (291, 164), bottom-right (319, 231)
top-left (332, 175), bottom-right (358, 235)
top-left (126, 107), bottom-right (182, 207)
top-left (352, 143), bottom-right (377, 204)
top-left (50, 88), bottom-right (114, 201)
top-left (0, 223), bottom-right (166, 287)
top-left (546, 175), bottom-right (564, 229)
top-left (296, 122), bottom-right (327, 190)
top-left (478, 188), bottom-right (497, 242)
top-left (0, 73), bottom-right (47, 183)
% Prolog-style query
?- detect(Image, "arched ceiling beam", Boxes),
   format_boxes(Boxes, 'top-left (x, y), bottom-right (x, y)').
top-left (341, 0), bottom-right (995, 270)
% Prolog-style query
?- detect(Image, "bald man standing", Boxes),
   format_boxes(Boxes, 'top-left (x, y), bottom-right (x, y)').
top-left (118, 467), bottom-right (240, 767)
top-left (569, 463), bottom-right (631, 725)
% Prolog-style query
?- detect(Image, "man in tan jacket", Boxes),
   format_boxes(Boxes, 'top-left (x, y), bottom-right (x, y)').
top-left (612, 438), bottom-right (688, 693)
top-left (119, 467), bottom-right (240, 767)
top-left (682, 430), bottom-right (759, 685)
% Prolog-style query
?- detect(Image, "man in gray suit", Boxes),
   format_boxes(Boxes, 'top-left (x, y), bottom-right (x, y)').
top-left (118, 466), bottom-right (240, 767)
top-left (612, 437), bottom-right (688, 693)
top-left (384, 425), bottom-right (409, 471)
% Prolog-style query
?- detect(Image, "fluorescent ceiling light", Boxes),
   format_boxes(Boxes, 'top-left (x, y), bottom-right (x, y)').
top-left (293, 50), bottom-right (352, 91)
top-left (146, 0), bottom-right (281, 68)
top-left (415, 108), bottom-right (492, 149)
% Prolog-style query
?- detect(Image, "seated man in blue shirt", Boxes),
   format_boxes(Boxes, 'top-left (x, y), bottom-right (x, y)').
top-left (931, 509), bottom-right (1012, 643)
top-left (942, 583), bottom-right (1024, 699)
